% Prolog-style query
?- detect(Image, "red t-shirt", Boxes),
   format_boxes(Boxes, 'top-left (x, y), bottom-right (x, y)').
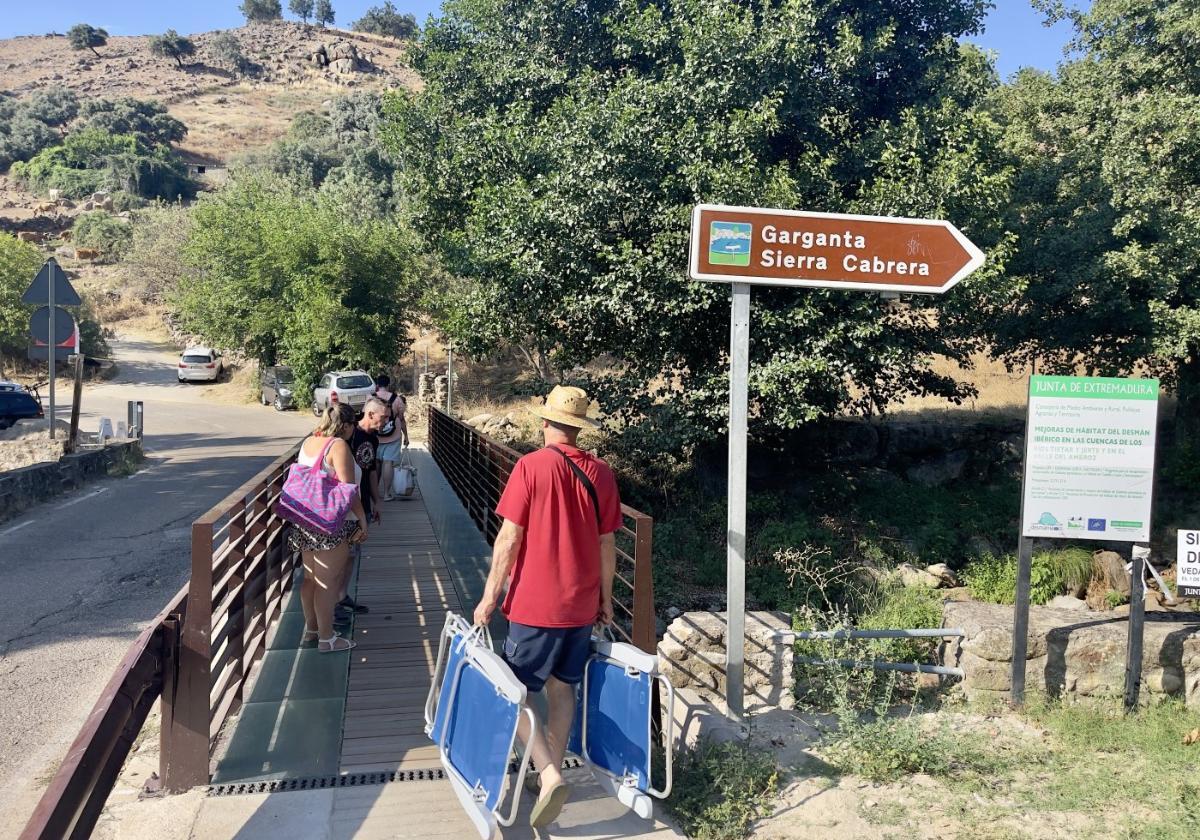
top-left (496, 444), bottom-right (623, 627)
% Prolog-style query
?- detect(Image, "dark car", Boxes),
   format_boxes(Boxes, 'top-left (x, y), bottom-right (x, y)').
top-left (259, 366), bottom-right (295, 411)
top-left (0, 382), bottom-right (43, 430)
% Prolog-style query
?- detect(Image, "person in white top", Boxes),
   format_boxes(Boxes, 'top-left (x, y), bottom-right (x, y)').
top-left (289, 403), bottom-right (368, 652)
top-left (373, 374), bottom-right (409, 501)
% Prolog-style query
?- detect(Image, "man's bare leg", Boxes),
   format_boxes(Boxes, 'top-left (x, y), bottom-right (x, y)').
top-left (516, 676), bottom-right (576, 797)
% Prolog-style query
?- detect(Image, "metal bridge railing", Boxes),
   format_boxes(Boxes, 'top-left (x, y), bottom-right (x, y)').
top-left (427, 406), bottom-right (657, 654)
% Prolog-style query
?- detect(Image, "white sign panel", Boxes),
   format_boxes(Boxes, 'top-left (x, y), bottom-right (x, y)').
top-left (1021, 376), bottom-right (1159, 542)
top-left (1178, 530), bottom-right (1200, 598)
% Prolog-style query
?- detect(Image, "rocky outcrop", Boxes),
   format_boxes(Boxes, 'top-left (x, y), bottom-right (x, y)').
top-left (658, 611), bottom-right (795, 710)
top-left (942, 600), bottom-right (1200, 707)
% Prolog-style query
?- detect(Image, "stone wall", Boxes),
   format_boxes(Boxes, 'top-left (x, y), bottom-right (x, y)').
top-left (942, 601), bottom-right (1200, 707)
top-left (658, 611), bottom-right (795, 710)
top-left (0, 440), bottom-right (142, 525)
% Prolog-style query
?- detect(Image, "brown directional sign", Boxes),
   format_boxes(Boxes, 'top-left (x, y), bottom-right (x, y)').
top-left (689, 204), bottom-right (985, 294)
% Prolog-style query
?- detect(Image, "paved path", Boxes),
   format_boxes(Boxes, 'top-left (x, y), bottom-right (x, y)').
top-left (0, 333), bottom-right (312, 830)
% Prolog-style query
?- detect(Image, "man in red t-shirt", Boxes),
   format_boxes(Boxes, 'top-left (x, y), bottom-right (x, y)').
top-left (473, 385), bottom-right (622, 829)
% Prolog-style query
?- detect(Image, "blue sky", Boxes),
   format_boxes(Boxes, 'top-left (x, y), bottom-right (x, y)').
top-left (1, 2), bottom-right (1077, 78)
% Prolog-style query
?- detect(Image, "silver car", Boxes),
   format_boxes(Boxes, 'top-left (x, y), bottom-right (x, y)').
top-left (177, 347), bottom-right (224, 383)
top-left (311, 370), bottom-right (376, 415)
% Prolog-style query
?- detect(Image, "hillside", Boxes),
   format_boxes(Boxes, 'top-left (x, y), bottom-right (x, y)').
top-left (0, 20), bottom-right (418, 211)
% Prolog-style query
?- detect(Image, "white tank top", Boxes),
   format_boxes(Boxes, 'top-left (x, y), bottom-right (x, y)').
top-left (298, 437), bottom-right (362, 520)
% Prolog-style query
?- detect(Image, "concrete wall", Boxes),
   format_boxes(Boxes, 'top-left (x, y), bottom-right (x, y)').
top-left (0, 440), bottom-right (142, 525)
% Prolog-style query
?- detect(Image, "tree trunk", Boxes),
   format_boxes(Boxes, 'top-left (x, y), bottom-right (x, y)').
top-left (89, 47), bottom-right (100, 58)
top-left (175, 56), bottom-right (183, 69)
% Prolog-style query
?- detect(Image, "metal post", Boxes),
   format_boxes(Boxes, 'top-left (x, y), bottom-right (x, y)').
top-left (1124, 544), bottom-right (1147, 711)
top-left (726, 283), bottom-right (750, 725)
top-left (67, 354), bottom-right (83, 453)
top-left (446, 344), bottom-right (454, 415)
top-left (47, 259), bottom-right (56, 439)
top-left (1010, 537), bottom-right (1034, 705)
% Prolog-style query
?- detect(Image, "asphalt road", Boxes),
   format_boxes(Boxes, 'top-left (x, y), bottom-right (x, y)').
top-left (0, 335), bottom-right (314, 831)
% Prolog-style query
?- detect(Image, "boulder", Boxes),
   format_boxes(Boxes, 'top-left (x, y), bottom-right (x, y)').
top-left (1047, 595), bottom-right (1090, 612)
top-left (925, 563), bottom-right (959, 588)
top-left (1095, 550), bottom-right (1130, 596)
top-left (331, 57), bottom-right (356, 74)
top-left (465, 413), bottom-right (494, 428)
top-left (897, 563), bottom-right (941, 589)
top-left (906, 449), bottom-right (969, 487)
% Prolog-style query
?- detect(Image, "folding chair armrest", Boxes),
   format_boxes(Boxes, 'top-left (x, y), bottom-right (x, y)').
top-left (646, 674), bottom-right (676, 799)
top-left (497, 705), bottom-right (539, 828)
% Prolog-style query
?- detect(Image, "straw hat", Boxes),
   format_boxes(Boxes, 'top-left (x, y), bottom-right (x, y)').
top-left (533, 385), bottom-right (599, 429)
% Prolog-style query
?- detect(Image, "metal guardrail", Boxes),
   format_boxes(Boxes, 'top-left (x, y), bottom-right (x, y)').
top-left (427, 407), bottom-right (657, 654)
top-left (20, 585), bottom-right (187, 840)
top-left (783, 627), bottom-right (967, 677)
top-left (160, 443), bottom-right (303, 792)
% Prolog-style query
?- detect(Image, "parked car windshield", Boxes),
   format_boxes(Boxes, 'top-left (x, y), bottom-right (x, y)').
top-left (336, 375), bottom-right (373, 389)
top-left (182, 354), bottom-right (211, 364)
top-left (274, 370), bottom-right (293, 384)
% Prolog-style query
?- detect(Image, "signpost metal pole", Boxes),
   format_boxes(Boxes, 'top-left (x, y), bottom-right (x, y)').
top-left (726, 283), bottom-right (750, 726)
top-left (1010, 537), bottom-right (1034, 706)
top-left (67, 354), bottom-right (83, 453)
top-left (1124, 544), bottom-right (1146, 710)
top-left (47, 259), bottom-right (56, 439)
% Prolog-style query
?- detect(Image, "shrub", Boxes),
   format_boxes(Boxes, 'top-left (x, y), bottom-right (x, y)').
top-left (76, 97), bottom-right (187, 146)
top-left (825, 717), bottom-right (952, 783)
top-left (209, 32), bottom-right (254, 76)
top-left (965, 548), bottom-right (1095, 606)
top-left (67, 24), bottom-right (107, 57)
top-left (353, 2), bottom-right (417, 40)
top-left (0, 87), bottom-right (79, 170)
top-left (22, 86), bottom-right (79, 128)
top-left (240, 0), bottom-right (283, 22)
top-left (148, 30), bottom-right (196, 69)
top-left (667, 740), bottom-right (777, 840)
top-left (119, 203), bottom-right (192, 302)
top-left (0, 233), bottom-right (44, 357)
top-left (72, 212), bottom-right (133, 260)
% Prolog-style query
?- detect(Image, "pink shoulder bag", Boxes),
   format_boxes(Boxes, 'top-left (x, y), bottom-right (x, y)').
top-left (275, 437), bottom-right (359, 535)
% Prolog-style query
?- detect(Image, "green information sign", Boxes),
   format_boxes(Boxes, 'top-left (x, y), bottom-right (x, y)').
top-left (1021, 375), bottom-right (1159, 542)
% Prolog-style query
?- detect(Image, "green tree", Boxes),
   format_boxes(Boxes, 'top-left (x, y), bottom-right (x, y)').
top-left (67, 24), bottom-right (107, 58)
top-left (175, 171), bottom-right (423, 391)
top-left (978, 0), bottom-right (1200, 429)
top-left (209, 31), bottom-right (253, 76)
top-left (76, 97), bottom-right (187, 146)
top-left (240, 0), bottom-right (283, 23)
top-left (22, 86), bottom-right (79, 130)
top-left (315, 0), bottom-right (335, 27)
top-left (0, 234), bottom-right (42, 361)
top-left (148, 30), bottom-right (197, 69)
top-left (72, 211), bottom-right (134, 261)
top-left (383, 0), bottom-right (1010, 440)
top-left (289, 0), bottom-right (314, 24)
top-left (354, 2), bottom-right (416, 40)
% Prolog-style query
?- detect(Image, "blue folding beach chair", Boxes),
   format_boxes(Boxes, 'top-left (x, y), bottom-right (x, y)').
top-left (567, 637), bottom-right (676, 819)
top-left (424, 613), bottom-right (537, 840)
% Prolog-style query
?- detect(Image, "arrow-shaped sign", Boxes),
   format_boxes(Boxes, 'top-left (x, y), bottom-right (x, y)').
top-left (689, 204), bottom-right (985, 294)
top-left (22, 257), bottom-right (82, 306)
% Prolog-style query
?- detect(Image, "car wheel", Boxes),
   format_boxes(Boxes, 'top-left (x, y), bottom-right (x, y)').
top-left (0, 418), bottom-right (11, 431)
top-left (312, 400), bottom-right (322, 416)
top-left (274, 397), bottom-right (285, 412)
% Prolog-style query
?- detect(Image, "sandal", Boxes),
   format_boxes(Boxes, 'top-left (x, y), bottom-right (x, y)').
top-left (318, 635), bottom-right (356, 653)
top-left (530, 781), bottom-right (571, 828)
top-left (301, 629), bottom-right (319, 645)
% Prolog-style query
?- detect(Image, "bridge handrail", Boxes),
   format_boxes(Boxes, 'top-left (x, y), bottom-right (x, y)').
top-left (427, 406), bottom-right (657, 653)
top-left (20, 584), bottom-right (187, 840)
top-left (160, 442), bottom-right (303, 792)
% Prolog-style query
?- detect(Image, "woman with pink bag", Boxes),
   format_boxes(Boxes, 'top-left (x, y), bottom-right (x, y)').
top-left (286, 403), bottom-right (369, 653)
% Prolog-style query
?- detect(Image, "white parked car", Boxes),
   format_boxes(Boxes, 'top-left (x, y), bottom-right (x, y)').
top-left (311, 370), bottom-right (376, 415)
top-left (178, 347), bottom-right (224, 383)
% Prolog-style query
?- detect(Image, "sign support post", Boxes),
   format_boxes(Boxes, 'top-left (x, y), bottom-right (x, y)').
top-left (726, 283), bottom-right (750, 725)
top-left (47, 259), bottom-right (55, 439)
top-left (1124, 545), bottom-right (1146, 709)
top-left (688, 204), bottom-right (984, 727)
top-left (67, 354), bottom-right (84, 453)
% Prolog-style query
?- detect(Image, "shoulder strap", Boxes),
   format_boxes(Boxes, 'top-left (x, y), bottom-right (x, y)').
top-left (313, 436), bottom-right (337, 475)
top-left (547, 445), bottom-right (601, 529)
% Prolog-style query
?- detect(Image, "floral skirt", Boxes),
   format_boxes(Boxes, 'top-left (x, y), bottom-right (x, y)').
top-left (287, 517), bottom-right (359, 553)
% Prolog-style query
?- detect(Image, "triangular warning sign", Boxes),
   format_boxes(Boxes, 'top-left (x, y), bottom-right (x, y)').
top-left (21, 258), bottom-right (82, 307)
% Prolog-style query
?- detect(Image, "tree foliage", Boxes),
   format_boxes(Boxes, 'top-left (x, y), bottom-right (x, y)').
top-left (0, 233), bottom-right (43, 360)
top-left (240, 0), bottom-right (283, 23)
top-left (977, 0), bottom-right (1200, 422)
top-left (72, 211), bottom-right (134, 261)
top-left (76, 97), bottom-right (187, 146)
top-left (67, 24), bottom-right (107, 57)
top-left (315, 0), bottom-right (335, 27)
top-left (383, 0), bottom-right (1009, 441)
top-left (289, 0), bottom-right (315, 24)
top-left (148, 30), bottom-right (197, 69)
top-left (354, 2), bottom-right (417, 40)
top-left (174, 171), bottom-right (424, 392)
top-left (0, 87), bottom-right (80, 171)
top-left (209, 32), bottom-right (254, 76)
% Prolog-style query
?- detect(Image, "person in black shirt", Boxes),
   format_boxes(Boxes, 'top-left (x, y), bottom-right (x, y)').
top-left (338, 397), bottom-right (389, 618)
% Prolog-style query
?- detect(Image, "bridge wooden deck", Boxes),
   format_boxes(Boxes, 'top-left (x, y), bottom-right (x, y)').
top-left (340, 486), bottom-right (461, 774)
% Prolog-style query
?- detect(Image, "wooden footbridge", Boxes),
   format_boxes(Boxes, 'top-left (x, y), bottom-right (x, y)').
top-left (22, 408), bottom-right (680, 839)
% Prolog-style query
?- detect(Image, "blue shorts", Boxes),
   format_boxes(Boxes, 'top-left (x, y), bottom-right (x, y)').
top-left (502, 621), bottom-right (592, 692)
